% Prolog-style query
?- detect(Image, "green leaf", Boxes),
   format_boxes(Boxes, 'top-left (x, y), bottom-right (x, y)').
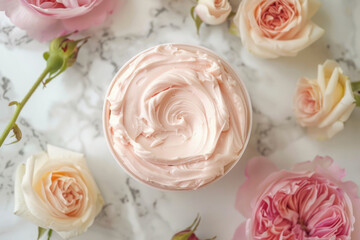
top-left (190, 6), bottom-right (203, 35)
top-left (228, 11), bottom-right (236, 19)
top-left (47, 229), bottom-right (53, 240)
top-left (354, 92), bottom-right (360, 107)
top-left (351, 81), bottom-right (360, 92)
top-left (37, 227), bottom-right (47, 240)
top-left (8, 101), bottom-right (19, 107)
top-left (228, 22), bottom-right (240, 37)
top-left (7, 123), bottom-right (22, 145)
top-left (351, 81), bottom-right (360, 107)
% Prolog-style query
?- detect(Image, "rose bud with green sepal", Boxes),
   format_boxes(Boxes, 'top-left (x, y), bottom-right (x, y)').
top-left (171, 215), bottom-right (216, 240)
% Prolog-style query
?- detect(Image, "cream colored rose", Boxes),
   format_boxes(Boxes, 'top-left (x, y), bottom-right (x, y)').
top-left (195, 0), bottom-right (232, 25)
top-left (294, 60), bottom-right (356, 139)
top-left (233, 0), bottom-right (325, 58)
top-left (14, 145), bottom-right (104, 239)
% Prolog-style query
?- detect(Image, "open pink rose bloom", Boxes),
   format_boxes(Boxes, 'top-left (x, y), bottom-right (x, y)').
top-left (0, 0), bottom-right (120, 41)
top-left (234, 156), bottom-right (360, 240)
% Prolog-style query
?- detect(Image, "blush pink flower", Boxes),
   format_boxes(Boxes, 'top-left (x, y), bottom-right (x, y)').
top-left (234, 156), bottom-right (360, 240)
top-left (233, 0), bottom-right (324, 58)
top-left (0, 0), bottom-right (121, 41)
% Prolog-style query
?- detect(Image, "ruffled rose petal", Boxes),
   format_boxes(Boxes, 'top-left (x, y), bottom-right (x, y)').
top-left (235, 157), bottom-right (278, 217)
top-left (235, 156), bottom-right (359, 239)
top-left (247, 22), bottom-right (324, 58)
top-left (27, 0), bottom-right (99, 18)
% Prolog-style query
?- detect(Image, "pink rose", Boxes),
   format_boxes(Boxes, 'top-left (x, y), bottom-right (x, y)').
top-left (294, 60), bottom-right (356, 139)
top-left (234, 156), bottom-right (360, 240)
top-left (233, 0), bottom-right (324, 58)
top-left (0, 0), bottom-right (120, 41)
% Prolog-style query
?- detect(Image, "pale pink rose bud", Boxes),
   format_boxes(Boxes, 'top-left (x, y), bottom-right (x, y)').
top-left (195, 0), bottom-right (232, 25)
top-left (233, 156), bottom-right (360, 240)
top-left (294, 60), bottom-right (356, 139)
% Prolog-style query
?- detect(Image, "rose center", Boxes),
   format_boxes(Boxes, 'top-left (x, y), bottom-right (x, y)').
top-left (50, 176), bottom-right (84, 215)
top-left (214, 0), bottom-right (222, 8)
top-left (256, 0), bottom-right (296, 34)
top-left (254, 176), bottom-right (352, 239)
top-left (39, 171), bottom-right (86, 217)
top-left (298, 219), bottom-right (309, 233)
top-left (302, 91), bottom-right (320, 114)
top-left (60, 181), bottom-right (82, 205)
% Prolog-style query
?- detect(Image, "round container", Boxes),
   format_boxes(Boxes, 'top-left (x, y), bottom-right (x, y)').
top-left (103, 44), bottom-right (252, 191)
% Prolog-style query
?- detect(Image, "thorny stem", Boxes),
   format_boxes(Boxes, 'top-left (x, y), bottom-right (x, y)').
top-left (0, 67), bottom-right (51, 147)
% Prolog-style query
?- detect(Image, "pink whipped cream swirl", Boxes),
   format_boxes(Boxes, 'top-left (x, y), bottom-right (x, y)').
top-left (105, 44), bottom-right (251, 190)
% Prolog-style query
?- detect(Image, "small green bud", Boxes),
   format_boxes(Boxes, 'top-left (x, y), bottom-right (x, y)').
top-left (46, 54), bottom-right (64, 75)
top-left (43, 34), bottom-right (88, 86)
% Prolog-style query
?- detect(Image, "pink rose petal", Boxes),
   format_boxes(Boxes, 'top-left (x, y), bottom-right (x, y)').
top-left (235, 156), bottom-right (359, 239)
top-left (235, 156), bottom-right (278, 218)
top-left (233, 222), bottom-right (247, 240)
top-left (62, 0), bottom-right (119, 32)
top-left (0, 0), bottom-right (120, 41)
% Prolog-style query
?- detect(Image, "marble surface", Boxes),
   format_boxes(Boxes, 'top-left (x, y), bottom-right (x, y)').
top-left (1, 0), bottom-right (360, 239)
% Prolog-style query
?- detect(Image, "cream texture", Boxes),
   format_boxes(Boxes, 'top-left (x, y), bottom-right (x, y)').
top-left (106, 44), bottom-right (251, 190)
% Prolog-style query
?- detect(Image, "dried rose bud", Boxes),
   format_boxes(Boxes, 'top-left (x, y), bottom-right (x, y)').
top-left (171, 215), bottom-right (216, 240)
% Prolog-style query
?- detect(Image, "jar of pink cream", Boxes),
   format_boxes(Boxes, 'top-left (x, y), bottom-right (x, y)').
top-left (103, 44), bottom-right (252, 191)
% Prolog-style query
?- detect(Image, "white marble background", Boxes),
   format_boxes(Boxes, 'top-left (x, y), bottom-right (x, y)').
top-left (0, 0), bottom-right (360, 239)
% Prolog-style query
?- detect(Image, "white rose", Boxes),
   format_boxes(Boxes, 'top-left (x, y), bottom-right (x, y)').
top-left (294, 60), bottom-right (356, 139)
top-left (14, 145), bottom-right (104, 239)
top-left (233, 0), bottom-right (325, 58)
top-left (195, 0), bottom-right (232, 25)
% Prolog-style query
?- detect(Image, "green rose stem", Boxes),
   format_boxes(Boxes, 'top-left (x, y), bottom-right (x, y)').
top-left (0, 67), bottom-right (50, 147)
top-left (0, 35), bottom-right (88, 148)
top-left (352, 81), bottom-right (360, 107)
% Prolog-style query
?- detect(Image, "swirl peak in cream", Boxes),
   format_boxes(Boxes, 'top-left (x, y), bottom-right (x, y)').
top-left (104, 44), bottom-right (251, 190)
